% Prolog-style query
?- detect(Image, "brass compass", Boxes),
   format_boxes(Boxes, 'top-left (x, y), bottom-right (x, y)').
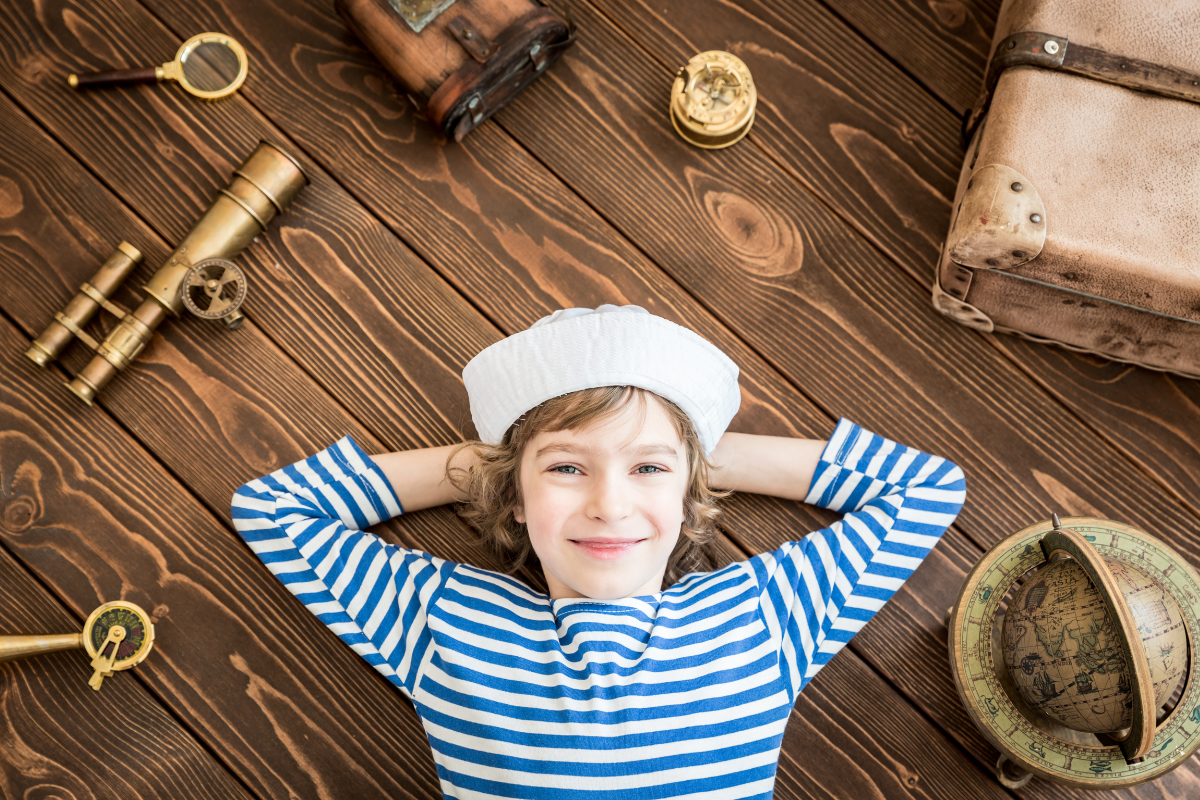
top-left (670, 51), bottom-right (757, 149)
top-left (181, 257), bottom-right (248, 329)
top-left (0, 600), bottom-right (155, 691)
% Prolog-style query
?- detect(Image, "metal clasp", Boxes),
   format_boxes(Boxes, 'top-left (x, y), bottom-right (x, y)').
top-left (448, 16), bottom-right (497, 63)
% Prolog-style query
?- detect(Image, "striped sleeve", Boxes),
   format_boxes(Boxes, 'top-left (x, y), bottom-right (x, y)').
top-left (752, 419), bottom-right (965, 700)
top-left (230, 436), bottom-right (452, 699)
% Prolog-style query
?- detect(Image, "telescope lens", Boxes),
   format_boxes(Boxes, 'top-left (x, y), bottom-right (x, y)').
top-left (181, 41), bottom-right (243, 93)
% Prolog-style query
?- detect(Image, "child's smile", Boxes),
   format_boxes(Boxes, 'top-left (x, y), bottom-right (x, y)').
top-left (514, 394), bottom-right (689, 600)
top-left (570, 536), bottom-right (647, 559)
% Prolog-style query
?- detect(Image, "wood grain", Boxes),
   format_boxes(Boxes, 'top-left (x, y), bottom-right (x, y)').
top-left (492, 0), bottom-right (1200, 562)
top-left (0, 533), bottom-right (253, 800)
top-left (0, 26), bottom-right (1003, 800)
top-left (0, 324), bottom-right (454, 799)
top-left (590, 0), bottom-right (962, 279)
top-left (4, 0), bottom-right (1198, 796)
top-left (120, 0), bottom-right (838, 452)
top-left (593, 0), bottom-right (1200, 539)
top-left (817, 0), bottom-right (1000, 113)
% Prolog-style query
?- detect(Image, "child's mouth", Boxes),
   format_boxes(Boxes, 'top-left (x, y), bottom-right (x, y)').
top-left (570, 538), bottom-right (645, 560)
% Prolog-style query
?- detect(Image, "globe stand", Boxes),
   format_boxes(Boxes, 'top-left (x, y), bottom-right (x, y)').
top-left (996, 754), bottom-right (1033, 789)
top-left (947, 516), bottom-right (1200, 789)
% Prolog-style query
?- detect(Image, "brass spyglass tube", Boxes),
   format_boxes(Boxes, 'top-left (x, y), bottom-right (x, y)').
top-left (25, 242), bottom-right (143, 367)
top-left (66, 141), bottom-right (308, 404)
top-left (0, 632), bottom-right (83, 664)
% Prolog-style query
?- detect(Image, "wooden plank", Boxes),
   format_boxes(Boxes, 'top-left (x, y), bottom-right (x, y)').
top-left (817, 0), bottom-right (1000, 114)
top-left (489, 0), bottom-right (1200, 562)
top-left (602, 0), bottom-right (1200, 535)
top-left (589, 0), bottom-right (961, 279)
top-left (0, 95), bottom-right (452, 798)
top-left (0, 327), bottom-right (449, 799)
top-left (0, 532), bottom-right (252, 800)
top-left (49, 1), bottom-right (1200, 796)
top-left (777, 652), bottom-right (1009, 800)
top-left (989, 342), bottom-right (1200, 517)
top-left (117, 0), bottom-right (836, 451)
top-left (0, 1), bottom-right (1012, 796)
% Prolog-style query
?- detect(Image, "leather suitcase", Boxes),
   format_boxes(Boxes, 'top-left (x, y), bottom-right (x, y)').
top-left (337, 0), bottom-right (575, 141)
top-left (933, 0), bottom-right (1200, 378)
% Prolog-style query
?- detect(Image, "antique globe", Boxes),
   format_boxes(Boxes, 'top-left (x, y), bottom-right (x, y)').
top-left (1002, 557), bottom-right (1187, 734)
top-left (947, 516), bottom-right (1200, 789)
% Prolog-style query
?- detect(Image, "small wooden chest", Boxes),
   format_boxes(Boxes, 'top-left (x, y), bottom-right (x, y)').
top-left (337, 0), bottom-right (575, 141)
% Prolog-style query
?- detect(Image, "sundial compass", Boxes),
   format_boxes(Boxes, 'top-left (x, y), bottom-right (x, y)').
top-left (670, 51), bottom-right (757, 149)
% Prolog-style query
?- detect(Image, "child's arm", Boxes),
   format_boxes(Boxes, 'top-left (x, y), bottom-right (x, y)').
top-left (715, 419), bottom-right (965, 700)
top-left (371, 443), bottom-right (477, 512)
top-left (231, 437), bottom-right (458, 697)
top-left (708, 432), bottom-right (826, 498)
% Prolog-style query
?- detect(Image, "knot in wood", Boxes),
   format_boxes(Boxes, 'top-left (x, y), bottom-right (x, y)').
top-left (702, 189), bottom-right (801, 277)
top-left (1, 496), bottom-right (37, 533)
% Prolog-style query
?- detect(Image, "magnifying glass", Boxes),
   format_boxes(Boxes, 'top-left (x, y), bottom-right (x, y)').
top-left (68, 33), bottom-right (248, 100)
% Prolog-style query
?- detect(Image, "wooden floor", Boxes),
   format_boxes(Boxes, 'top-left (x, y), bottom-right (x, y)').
top-left (1, 0), bottom-right (1198, 797)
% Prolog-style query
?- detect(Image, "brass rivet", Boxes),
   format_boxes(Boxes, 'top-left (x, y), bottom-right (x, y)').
top-left (1030, 213), bottom-right (1042, 223)
top-left (1012, 250), bottom-right (1026, 258)
top-left (469, 97), bottom-right (479, 108)
top-left (463, 30), bottom-right (473, 39)
top-left (1045, 40), bottom-right (1059, 55)
top-left (1007, 40), bottom-right (1016, 50)
top-left (986, 258), bottom-right (999, 266)
top-left (1011, 182), bottom-right (1023, 192)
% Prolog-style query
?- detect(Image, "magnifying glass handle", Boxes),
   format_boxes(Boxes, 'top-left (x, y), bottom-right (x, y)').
top-left (68, 66), bottom-right (160, 90)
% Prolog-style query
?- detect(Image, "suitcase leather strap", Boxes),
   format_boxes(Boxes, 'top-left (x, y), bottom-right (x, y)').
top-left (963, 30), bottom-right (1200, 145)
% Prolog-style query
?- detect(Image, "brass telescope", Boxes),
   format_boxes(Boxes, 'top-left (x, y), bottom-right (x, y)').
top-left (26, 141), bottom-right (308, 404)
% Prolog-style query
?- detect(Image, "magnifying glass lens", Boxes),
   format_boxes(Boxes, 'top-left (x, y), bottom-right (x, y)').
top-left (182, 41), bottom-right (243, 93)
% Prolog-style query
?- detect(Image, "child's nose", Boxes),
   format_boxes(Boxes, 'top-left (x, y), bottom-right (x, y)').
top-left (585, 472), bottom-right (632, 522)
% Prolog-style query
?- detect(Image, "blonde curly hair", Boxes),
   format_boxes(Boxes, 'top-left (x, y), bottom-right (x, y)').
top-left (448, 386), bottom-right (726, 588)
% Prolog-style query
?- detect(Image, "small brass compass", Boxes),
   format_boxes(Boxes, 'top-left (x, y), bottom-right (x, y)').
top-left (670, 51), bottom-right (757, 149)
top-left (0, 600), bottom-right (155, 690)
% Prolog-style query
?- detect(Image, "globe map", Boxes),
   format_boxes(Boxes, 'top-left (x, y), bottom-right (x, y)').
top-left (1003, 558), bottom-right (1187, 734)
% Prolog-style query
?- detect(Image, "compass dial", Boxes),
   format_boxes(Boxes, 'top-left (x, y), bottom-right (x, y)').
top-left (83, 601), bottom-right (155, 671)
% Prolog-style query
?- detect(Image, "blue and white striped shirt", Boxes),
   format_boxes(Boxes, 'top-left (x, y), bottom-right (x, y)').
top-left (232, 419), bottom-right (964, 799)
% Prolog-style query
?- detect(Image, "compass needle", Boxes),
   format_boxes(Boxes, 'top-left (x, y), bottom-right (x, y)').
top-left (87, 625), bottom-right (125, 690)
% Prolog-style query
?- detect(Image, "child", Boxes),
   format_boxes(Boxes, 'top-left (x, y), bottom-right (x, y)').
top-left (232, 305), bottom-right (965, 799)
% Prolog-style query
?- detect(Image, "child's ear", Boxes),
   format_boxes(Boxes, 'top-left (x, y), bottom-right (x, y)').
top-left (513, 505), bottom-right (526, 524)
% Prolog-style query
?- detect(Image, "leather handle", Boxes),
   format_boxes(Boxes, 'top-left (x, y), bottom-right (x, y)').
top-left (1040, 527), bottom-right (1157, 762)
top-left (69, 66), bottom-right (159, 90)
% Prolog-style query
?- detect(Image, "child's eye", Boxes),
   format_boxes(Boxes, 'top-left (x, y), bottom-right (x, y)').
top-left (635, 465), bottom-right (664, 474)
top-left (551, 465), bottom-right (580, 474)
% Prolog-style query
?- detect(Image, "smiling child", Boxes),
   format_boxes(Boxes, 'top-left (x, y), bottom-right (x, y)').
top-left (232, 305), bottom-right (965, 799)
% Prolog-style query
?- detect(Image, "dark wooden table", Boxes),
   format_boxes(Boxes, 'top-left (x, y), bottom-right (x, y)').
top-left (1, 0), bottom-right (1198, 797)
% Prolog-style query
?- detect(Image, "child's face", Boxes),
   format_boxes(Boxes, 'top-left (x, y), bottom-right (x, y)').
top-left (515, 395), bottom-right (689, 600)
